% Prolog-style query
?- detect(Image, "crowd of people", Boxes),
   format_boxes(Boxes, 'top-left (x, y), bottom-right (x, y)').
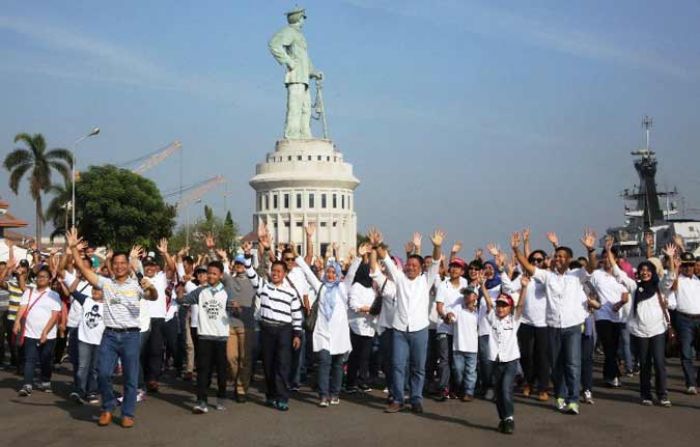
top-left (1, 224), bottom-right (700, 435)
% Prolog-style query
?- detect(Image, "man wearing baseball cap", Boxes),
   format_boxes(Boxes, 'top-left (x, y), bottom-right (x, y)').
top-left (222, 253), bottom-right (257, 402)
top-left (667, 250), bottom-right (700, 394)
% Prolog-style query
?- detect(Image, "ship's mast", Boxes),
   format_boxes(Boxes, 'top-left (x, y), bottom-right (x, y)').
top-left (643, 114), bottom-right (653, 152)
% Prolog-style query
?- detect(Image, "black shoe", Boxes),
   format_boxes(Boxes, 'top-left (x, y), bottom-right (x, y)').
top-left (411, 403), bottom-right (424, 414)
top-left (345, 386), bottom-right (358, 394)
top-left (497, 420), bottom-right (505, 433)
top-left (358, 384), bottom-right (372, 392)
top-left (502, 419), bottom-right (514, 435)
top-left (236, 394), bottom-right (247, 404)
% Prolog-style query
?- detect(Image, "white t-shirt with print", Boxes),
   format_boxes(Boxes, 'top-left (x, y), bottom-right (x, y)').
top-left (78, 297), bottom-right (105, 345)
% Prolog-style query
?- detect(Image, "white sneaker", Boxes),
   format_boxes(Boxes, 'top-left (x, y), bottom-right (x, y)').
top-left (18, 385), bottom-right (32, 397)
top-left (583, 390), bottom-right (594, 405)
top-left (137, 389), bottom-right (146, 403)
top-left (641, 399), bottom-right (653, 406)
top-left (686, 386), bottom-right (697, 395)
top-left (659, 399), bottom-right (672, 407)
top-left (330, 397), bottom-right (340, 405)
top-left (192, 402), bottom-right (209, 414)
top-left (215, 399), bottom-right (226, 411)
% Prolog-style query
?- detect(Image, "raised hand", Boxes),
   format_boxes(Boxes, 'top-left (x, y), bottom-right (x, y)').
top-left (450, 241), bottom-right (463, 254)
top-left (304, 223), bottom-right (316, 237)
top-left (129, 245), bottom-right (143, 260)
top-left (216, 248), bottom-right (229, 260)
top-left (358, 242), bottom-right (372, 257)
top-left (242, 241), bottom-right (253, 255)
top-left (545, 232), bottom-right (559, 247)
top-left (510, 232), bottom-right (522, 250)
top-left (580, 228), bottom-right (597, 251)
top-left (259, 229), bottom-right (271, 249)
top-left (662, 243), bottom-right (677, 259)
top-left (522, 228), bottom-right (531, 242)
top-left (157, 238), bottom-right (169, 254)
top-left (474, 248), bottom-right (483, 260)
top-left (644, 232), bottom-right (654, 248)
top-left (66, 227), bottom-right (80, 248)
top-left (672, 234), bottom-right (685, 250)
top-left (430, 229), bottom-right (446, 246)
top-left (412, 232), bottom-right (423, 249)
top-left (404, 241), bottom-right (414, 254)
top-left (486, 243), bottom-right (500, 257)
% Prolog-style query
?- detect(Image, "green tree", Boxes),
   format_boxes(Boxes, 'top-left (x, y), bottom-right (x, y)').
top-left (76, 164), bottom-right (176, 251)
top-left (44, 178), bottom-right (72, 241)
top-left (170, 208), bottom-right (240, 255)
top-left (3, 133), bottom-right (72, 248)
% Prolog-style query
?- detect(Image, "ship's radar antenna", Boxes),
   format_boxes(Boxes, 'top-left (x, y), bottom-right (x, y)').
top-left (642, 115), bottom-right (653, 151)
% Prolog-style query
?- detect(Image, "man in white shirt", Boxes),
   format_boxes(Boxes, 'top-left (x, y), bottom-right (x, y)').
top-left (282, 247), bottom-right (311, 391)
top-left (589, 245), bottom-right (629, 387)
top-left (668, 251), bottom-right (700, 394)
top-left (372, 228), bottom-right (443, 414)
top-left (512, 229), bottom-right (597, 415)
top-left (13, 267), bottom-right (61, 396)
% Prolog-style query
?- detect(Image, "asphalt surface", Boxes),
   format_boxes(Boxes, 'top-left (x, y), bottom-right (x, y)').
top-left (1, 358), bottom-right (699, 447)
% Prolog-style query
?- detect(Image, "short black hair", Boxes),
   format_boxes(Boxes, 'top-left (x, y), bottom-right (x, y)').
top-left (555, 246), bottom-right (573, 258)
top-left (407, 254), bottom-right (424, 265)
top-left (468, 259), bottom-right (483, 270)
top-left (111, 251), bottom-right (129, 264)
top-left (569, 260), bottom-right (582, 269)
top-left (527, 250), bottom-right (547, 263)
top-left (208, 260), bottom-right (224, 273)
top-left (271, 260), bottom-right (288, 272)
top-left (0, 261), bottom-right (6, 267)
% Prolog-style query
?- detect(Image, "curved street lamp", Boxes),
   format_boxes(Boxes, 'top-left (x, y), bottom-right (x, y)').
top-left (71, 127), bottom-right (100, 228)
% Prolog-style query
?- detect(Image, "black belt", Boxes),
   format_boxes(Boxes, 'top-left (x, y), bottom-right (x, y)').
top-left (678, 312), bottom-right (700, 320)
top-left (105, 327), bottom-right (140, 333)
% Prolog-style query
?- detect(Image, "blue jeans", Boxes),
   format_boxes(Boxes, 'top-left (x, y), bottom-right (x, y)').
top-left (477, 334), bottom-right (493, 392)
top-left (316, 349), bottom-right (344, 398)
top-left (618, 323), bottom-right (635, 373)
top-left (22, 337), bottom-right (56, 386)
top-left (452, 351), bottom-right (477, 396)
top-left (391, 328), bottom-right (428, 405)
top-left (676, 313), bottom-right (700, 387)
top-left (549, 325), bottom-right (582, 404)
top-left (98, 329), bottom-right (140, 418)
top-left (77, 341), bottom-right (99, 397)
top-left (492, 360), bottom-right (518, 420)
top-left (289, 328), bottom-right (306, 387)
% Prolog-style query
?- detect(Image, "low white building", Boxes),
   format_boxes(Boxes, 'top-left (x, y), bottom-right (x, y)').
top-left (250, 139), bottom-right (360, 258)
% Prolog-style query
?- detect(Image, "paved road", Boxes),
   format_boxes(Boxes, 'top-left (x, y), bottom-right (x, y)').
top-left (1, 359), bottom-right (699, 447)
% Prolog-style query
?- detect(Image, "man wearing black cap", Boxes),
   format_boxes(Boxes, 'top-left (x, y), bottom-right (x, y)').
top-left (668, 251), bottom-right (700, 394)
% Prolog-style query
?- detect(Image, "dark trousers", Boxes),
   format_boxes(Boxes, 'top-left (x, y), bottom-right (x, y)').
top-left (53, 332), bottom-right (66, 364)
top-left (0, 310), bottom-right (10, 364)
top-left (425, 329), bottom-right (438, 388)
top-left (138, 330), bottom-right (150, 389)
top-left (632, 333), bottom-right (668, 400)
top-left (581, 334), bottom-right (594, 392)
top-left (379, 329), bottom-right (394, 395)
top-left (477, 334), bottom-right (493, 392)
top-left (676, 313), bottom-right (700, 388)
top-left (67, 327), bottom-right (79, 386)
top-left (436, 333), bottom-right (453, 391)
top-left (289, 327), bottom-right (306, 387)
top-left (145, 317), bottom-right (166, 382)
top-left (190, 328), bottom-right (199, 370)
top-left (492, 360), bottom-right (518, 420)
top-left (196, 338), bottom-right (227, 403)
top-left (517, 323), bottom-right (550, 392)
top-left (163, 316), bottom-right (181, 372)
top-left (347, 332), bottom-right (373, 388)
top-left (596, 320), bottom-right (622, 381)
top-left (22, 337), bottom-right (56, 386)
top-left (260, 322), bottom-right (293, 403)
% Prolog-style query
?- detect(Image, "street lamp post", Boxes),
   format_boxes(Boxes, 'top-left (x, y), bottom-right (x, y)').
top-left (71, 127), bottom-right (100, 228)
top-left (185, 199), bottom-right (202, 247)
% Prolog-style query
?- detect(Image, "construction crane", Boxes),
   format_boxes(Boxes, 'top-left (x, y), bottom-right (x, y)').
top-left (163, 176), bottom-right (226, 212)
top-left (119, 141), bottom-right (182, 175)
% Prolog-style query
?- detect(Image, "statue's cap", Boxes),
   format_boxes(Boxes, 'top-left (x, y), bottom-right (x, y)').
top-left (285, 6), bottom-right (306, 18)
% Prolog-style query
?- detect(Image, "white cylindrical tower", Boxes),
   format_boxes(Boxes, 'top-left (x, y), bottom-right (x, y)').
top-left (250, 139), bottom-right (360, 258)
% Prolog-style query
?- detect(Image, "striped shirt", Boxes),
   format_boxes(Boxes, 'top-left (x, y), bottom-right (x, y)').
top-left (6, 277), bottom-right (24, 321)
top-left (97, 276), bottom-right (145, 329)
top-left (244, 257), bottom-right (302, 335)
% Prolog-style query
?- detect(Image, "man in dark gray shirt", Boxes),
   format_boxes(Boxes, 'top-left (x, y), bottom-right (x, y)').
top-left (223, 254), bottom-right (258, 402)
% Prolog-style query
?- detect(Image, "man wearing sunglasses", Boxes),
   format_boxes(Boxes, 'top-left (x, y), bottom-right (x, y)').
top-left (281, 247), bottom-right (310, 392)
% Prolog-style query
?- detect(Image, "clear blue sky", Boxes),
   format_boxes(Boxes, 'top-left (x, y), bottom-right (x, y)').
top-left (1, 0), bottom-right (699, 254)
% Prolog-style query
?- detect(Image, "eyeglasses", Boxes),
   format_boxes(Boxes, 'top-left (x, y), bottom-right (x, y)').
top-left (531, 258), bottom-right (545, 263)
top-left (284, 257), bottom-right (295, 262)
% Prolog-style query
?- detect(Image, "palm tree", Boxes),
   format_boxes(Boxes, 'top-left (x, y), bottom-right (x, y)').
top-left (3, 133), bottom-right (72, 249)
top-left (45, 179), bottom-right (72, 241)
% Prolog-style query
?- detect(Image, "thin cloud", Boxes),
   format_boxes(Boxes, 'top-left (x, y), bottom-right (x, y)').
top-left (343, 0), bottom-right (694, 80)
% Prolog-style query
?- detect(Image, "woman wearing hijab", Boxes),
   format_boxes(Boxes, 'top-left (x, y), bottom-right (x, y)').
top-left (295, 225), bottom-right (356, 407)
top-left (607, 239), bottom-right (672, 407)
